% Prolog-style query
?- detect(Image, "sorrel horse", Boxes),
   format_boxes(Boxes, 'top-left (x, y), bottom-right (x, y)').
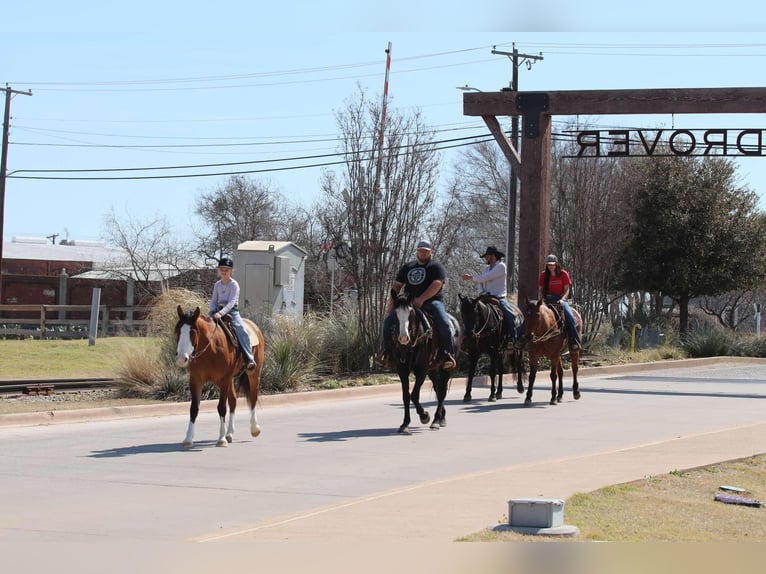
top-left (459, 294), bottom-right (525, 402)
top-left (174, 306), bottom-right (265, 448)
top-left (522, 298), bottom-right (582, 406)
top-left (389, 290), bottom-right (461, 434)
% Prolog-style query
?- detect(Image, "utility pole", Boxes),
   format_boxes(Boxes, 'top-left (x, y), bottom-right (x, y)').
top-left (491, 45), bottom-right (542, 293)
top-left (0, 85), bottom-right (33, 303)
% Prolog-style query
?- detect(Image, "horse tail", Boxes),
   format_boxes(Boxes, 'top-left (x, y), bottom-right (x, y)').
top-left (236, 370), bottom-right (250, 400)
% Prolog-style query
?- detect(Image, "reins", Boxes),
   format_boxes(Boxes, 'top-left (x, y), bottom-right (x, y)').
top-left (189, 318), bottom-right (219, 360)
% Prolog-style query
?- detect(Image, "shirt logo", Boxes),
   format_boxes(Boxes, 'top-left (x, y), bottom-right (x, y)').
top-left (407, 267), bottom-right (426, 285)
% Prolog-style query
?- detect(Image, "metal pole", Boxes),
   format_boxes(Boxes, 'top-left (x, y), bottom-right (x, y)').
top-left (89, 288), bottom-right (102, 346)
top-left (0, 86), bottom-right (32, 303)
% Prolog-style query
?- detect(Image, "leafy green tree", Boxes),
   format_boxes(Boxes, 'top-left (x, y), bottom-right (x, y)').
top-left (615, 156), bottom-right (766, 333)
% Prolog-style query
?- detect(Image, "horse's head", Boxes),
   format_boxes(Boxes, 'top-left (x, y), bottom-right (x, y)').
top-left (522, 297), bottom-right (550, 337)
top-left (392, 289), bottom-right (417, 346)
top-left (459, 294), bottom-right (478, 337)
top-left (175, 305), bottom-right (202, 368)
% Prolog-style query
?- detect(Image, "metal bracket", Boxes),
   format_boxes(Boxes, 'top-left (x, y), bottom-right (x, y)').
top-left (516, 93), bottom-right (550, 138)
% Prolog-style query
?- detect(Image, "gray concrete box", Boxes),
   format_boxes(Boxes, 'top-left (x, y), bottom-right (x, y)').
top-left (508, 498), bottom-right (564, 528)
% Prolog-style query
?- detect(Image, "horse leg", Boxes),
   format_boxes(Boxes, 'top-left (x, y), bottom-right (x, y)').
top-left (398, 371), bottom-right (414, 434)
top-left (571, 350), bottom-right (581, 400)
top-left (411, 370), bottom-right (431, 426)
top-left (430, 370), bottom-right (448, 429)
top-left (525, 357), bottom-right (538, 405)
top-left (246, 363), bottom-right (262, 437)
top-left (548, 358), bottom-right (559, 405)
top-left (225, 381), bottom-right (237, 443)
top-left (215, 391), bottom-right (229, 447)
top-left (513, 350), bottom-right (525, 394)
top-left (495, 352), bottom-right (504, 400)
top-left (182, 381), bottom-right (201, 448)
top-left (463, 351), bottom-right (478, 402)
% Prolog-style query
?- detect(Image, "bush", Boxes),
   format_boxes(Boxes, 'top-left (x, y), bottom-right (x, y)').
top-left (681, 327), bottom-right (736, 358)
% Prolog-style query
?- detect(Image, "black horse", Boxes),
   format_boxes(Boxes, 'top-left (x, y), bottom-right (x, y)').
top-left (388, 290), bottom-right (461, 434)
top-left (459, 294), bottom-right (525, 403)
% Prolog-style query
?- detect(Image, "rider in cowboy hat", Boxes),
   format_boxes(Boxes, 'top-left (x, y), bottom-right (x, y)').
top-left (461, 245), bottom-right (519, 343)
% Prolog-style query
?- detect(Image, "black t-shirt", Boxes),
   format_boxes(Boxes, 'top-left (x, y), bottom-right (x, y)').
top-left (395, 259), bottom-right (447, 301)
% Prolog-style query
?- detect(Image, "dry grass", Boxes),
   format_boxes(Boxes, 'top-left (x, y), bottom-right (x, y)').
top-left (463, 455), bottom-right (765, 542)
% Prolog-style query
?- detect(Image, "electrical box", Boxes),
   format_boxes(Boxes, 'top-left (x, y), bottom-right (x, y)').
top-left (508, 498), bottom-right (564, 528)
top-left (274, 256), bottom-right (290, 286)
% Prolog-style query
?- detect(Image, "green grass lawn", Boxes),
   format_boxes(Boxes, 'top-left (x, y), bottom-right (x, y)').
top-left (0, 337), bottom-right (159, 380)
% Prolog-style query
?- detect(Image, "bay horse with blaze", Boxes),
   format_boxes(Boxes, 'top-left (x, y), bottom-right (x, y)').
top-left (522, 298), bottom-right (582, 406)
top-left (389, 290), bottom-right (461, 434)
top-left (175, 306), bottom-right (265, 448)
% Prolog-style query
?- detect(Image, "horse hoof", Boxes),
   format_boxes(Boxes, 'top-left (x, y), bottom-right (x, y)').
top-left (524, 399), bottom-right (532, 406)
top-left (420, 413), bottom-right (431, 425)
top-left (496, 392), bottom-right (503, 400)
top-left (439, 419), bottom-right (447, 427)
top-left (251, 425), bottom-right (261, 438)
top-left (429, 422), bottom-right (440, 430)
top-left (488, 395), bottom-right (496, 403)
top-left (550, 399), bottom-right (557, 406)
top-left (181, 441), bottom-right (193, 449)
top-left (225, 434), bottom-right (233, 443)
top-left (517, 384), bottom-right (525, 394)
top-left (574, 392), bottom-right (581, 400)
top-left (463, 394), bottom-right (472, 403)
top-left (398, 426), bottom-right (411, 435)
top-left (216, 439), bottom-right (228, 447)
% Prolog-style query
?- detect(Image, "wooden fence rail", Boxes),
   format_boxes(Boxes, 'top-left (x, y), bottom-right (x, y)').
top-left (0, 305), bottom-right (153, 339)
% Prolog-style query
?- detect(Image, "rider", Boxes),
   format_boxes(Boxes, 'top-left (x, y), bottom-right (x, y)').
top-left (538, 254), bottom-right (582, 352)
top-left (460, 245), bottom-right (520, 344)
top-left (209, 257), bottom-right (256, 371)
top-left (379, 240), bottom-right (457, 370)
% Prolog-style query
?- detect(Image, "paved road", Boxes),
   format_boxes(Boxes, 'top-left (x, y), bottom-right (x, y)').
top-left (1, 358), bottom-right (765, 566)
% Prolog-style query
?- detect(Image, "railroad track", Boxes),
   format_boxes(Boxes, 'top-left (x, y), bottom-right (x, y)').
top-left (0, 377), bottom-right (117, 396)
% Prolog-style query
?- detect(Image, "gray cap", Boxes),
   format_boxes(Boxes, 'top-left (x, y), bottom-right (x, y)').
top-left (416, 240), bottom-right (433, 251)
top-left (545, 254), bottom-right (558, 264)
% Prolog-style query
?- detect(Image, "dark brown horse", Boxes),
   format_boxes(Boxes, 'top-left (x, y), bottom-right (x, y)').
top-left (389, 290), bottom-right (461, 434)
top-left (174, 306), bottom-right (265, 448)
top-left (522, 298), bottom-right (582, 406)
top-left (459, 294), bottom-right (524, 402)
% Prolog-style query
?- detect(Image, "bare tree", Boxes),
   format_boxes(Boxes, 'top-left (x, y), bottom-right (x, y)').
top-left (317, 86), bottom-right (440, 362)
top-left (194, 175), bottom-right (286, 260)
top-left (102, 210), bottom-right (199, 300)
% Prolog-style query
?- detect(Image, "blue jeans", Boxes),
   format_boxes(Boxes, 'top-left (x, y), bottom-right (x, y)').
top-left (544, 295), bottom-right (582, 347)
top-left (382, 300), bottom-right (454, 356)
top-left (496, 296), bottom-right (521, 341)
top-left (225, 309), bottom-right (255, 363)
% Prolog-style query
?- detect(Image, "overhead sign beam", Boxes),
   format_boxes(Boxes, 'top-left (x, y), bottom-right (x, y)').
top-left (463, 86), bottom-right (766, 305)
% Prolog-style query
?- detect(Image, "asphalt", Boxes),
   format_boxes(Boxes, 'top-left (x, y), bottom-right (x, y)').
top-left (1, 356), bottom-right (765, 548)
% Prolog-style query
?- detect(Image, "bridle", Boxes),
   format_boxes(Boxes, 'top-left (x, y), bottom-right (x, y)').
top-left (179, 316), bottom-right (219, 360)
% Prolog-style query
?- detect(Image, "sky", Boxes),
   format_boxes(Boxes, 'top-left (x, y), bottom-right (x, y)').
top-left (3, 1), bottom-right (766, 246)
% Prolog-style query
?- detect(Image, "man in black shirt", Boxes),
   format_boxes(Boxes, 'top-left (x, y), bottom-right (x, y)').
top-left (379, 240), bottom-right (456, 369)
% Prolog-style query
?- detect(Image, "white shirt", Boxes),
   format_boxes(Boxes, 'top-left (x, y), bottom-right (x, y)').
top-left (468, 261), bottom-right (508, 298)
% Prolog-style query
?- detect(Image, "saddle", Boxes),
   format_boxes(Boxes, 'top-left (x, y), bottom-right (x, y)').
top-left (214, 315), bottom-right (241, 351)
top-left (478, 294), bottom-right (516, 345)
top-left (544, 300), bottom-right (568, 334)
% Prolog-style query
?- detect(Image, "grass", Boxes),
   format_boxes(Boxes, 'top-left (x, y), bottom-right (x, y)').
top-left (0, 336), bottom-right (157, 380)
top-left (461, 455), bottom-right (766, 543)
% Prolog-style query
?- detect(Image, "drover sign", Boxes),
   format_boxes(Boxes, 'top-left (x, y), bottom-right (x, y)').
top-left (572, 128), bottom-right (765, 157)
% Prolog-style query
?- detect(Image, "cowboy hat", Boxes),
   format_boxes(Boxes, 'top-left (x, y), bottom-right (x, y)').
top-left (481, 246), bottom-right (505, 259)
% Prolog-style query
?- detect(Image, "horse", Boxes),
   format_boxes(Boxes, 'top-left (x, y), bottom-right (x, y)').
top-left (174, 305), bottom-right (265, 448)
top-left (459, 294), bottom-right (525, 402)
top-left (522, 298), bottom-right (582, 406)
top-left (388, 290), bottom-right (461, 434)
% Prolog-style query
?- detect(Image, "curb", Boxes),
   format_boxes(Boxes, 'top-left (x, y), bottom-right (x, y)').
top-left (1, 356), bottom-right (763, 429)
